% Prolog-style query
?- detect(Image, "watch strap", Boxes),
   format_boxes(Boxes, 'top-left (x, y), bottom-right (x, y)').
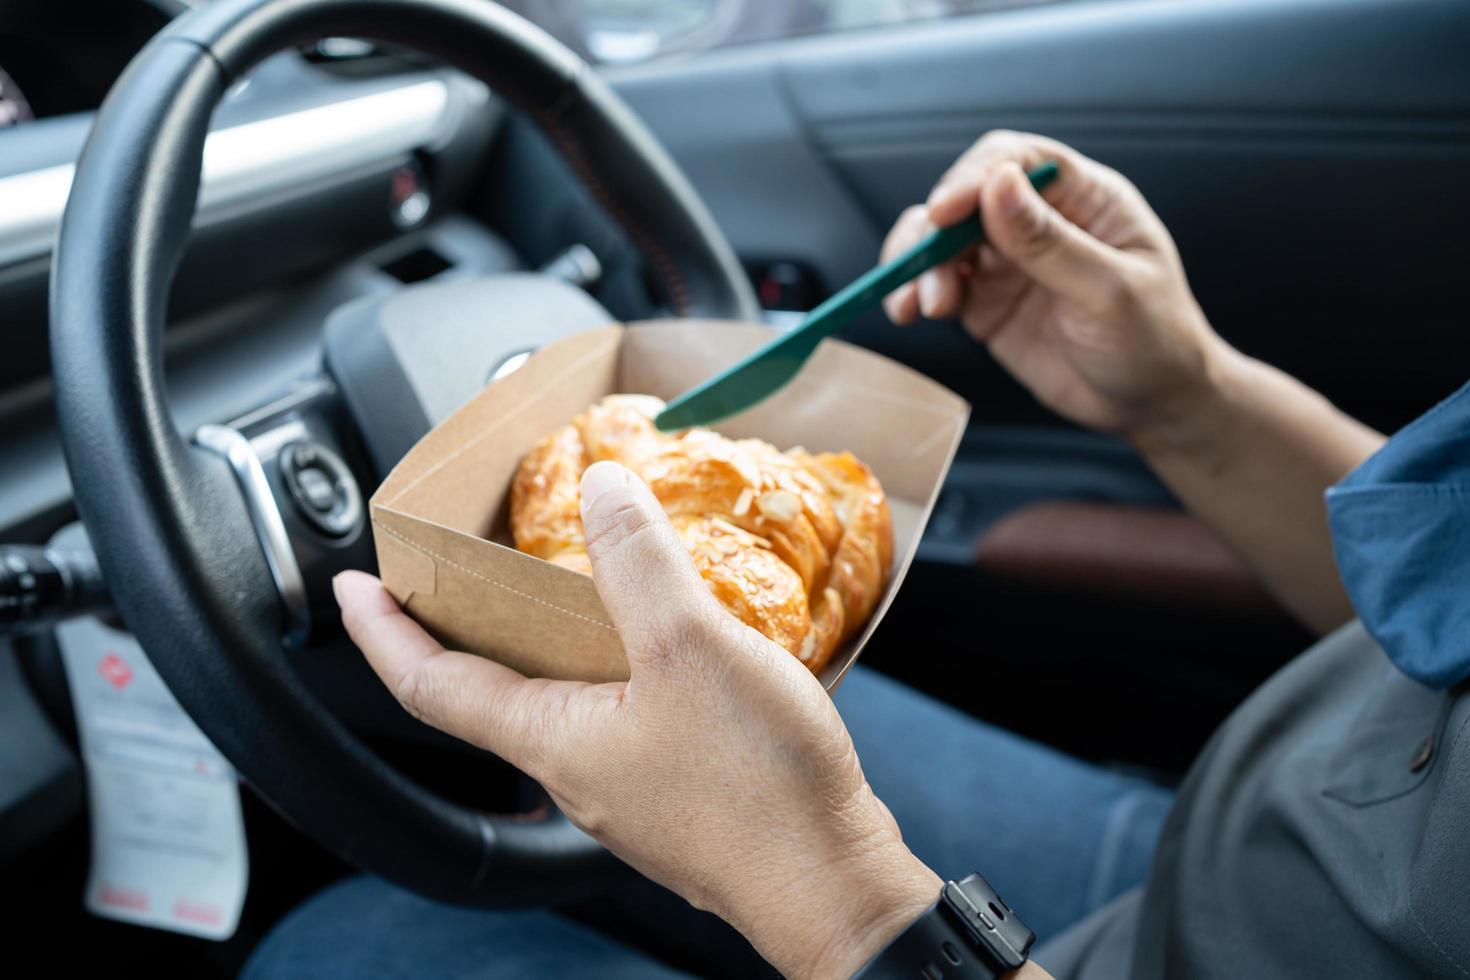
top-left (856, 873), bottom-right (1034, 979)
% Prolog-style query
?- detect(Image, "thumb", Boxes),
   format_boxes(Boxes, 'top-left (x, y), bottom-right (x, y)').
top-left (580, 461), bottom-right (721, 665)
top-left (982, 162), bottom-right (1124, 314)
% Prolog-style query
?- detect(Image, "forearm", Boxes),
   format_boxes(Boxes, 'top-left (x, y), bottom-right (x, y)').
top-left (1131, 343), bottom-right (1384, 634)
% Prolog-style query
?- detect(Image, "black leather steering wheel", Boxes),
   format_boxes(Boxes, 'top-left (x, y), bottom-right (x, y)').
top-left (49, 0), bottom-right (757, 905)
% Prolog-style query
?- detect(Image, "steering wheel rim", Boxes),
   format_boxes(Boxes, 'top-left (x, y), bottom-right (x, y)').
top-left (50, 0), bottom-right (756, 906)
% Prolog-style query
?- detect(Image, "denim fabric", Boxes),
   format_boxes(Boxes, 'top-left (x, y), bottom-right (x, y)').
top-left (244, 882), bottom-right (693, 979)
top-left (246, 667), bottom-right (1173, 978)
top-left (1327, 380), bottom-right (1470, 689)
top-left (836, 667), bottom-right (1173, 942)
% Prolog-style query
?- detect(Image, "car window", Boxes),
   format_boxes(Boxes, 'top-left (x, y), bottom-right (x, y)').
top-left (500, 0), bottom-right (1061, 66)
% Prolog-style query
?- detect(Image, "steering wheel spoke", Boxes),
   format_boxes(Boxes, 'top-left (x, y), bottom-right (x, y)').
top-left (193, 377), bottom-right (372, 650)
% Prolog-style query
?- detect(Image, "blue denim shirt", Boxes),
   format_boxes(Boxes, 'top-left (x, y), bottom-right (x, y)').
top-left (1326, 381), bottom-right (1470, 690)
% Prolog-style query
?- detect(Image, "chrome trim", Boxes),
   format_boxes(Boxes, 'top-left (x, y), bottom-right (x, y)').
top-left (249, 418), bottom-right (312, 471)
top-left (225, 376), bottom-right (338, 433)
top-left (539, 243), bottom-right (603, 289)
top-left (195, 424), bottom-right (311, 649)
top-left (0, 78), bottom-right (465, 268)
top-left (488, 348), bottom-right (535, 384)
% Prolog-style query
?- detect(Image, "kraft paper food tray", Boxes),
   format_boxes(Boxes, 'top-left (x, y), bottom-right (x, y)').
top-left (370, 320), bottom-right (969, 691)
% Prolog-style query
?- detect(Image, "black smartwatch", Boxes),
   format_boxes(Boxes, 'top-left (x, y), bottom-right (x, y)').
top-left (856, 873), bottom-right (1035, 979)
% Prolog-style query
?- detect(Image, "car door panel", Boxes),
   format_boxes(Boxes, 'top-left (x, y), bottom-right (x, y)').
top-left (613, 0), bottom-right (1470, 435)
top-left (608, 56), bottom-right (880, 302)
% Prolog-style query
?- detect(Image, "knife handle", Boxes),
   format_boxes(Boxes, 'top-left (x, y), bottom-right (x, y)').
top-left (800, 160), bottom-right (1060, 340)
top-left (884, 158), bottom-right (1061, 297)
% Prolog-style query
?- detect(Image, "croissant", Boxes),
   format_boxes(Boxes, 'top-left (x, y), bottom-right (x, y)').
top-left (509, 395), bottom-right (893, 675)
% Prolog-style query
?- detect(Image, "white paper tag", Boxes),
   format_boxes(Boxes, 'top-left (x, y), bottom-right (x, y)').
top-left (57, 616), bottom-right (249, 940)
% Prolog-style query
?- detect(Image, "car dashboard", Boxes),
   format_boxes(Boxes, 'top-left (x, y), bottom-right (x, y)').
top-left (0, 0), bottom-right (663, 873)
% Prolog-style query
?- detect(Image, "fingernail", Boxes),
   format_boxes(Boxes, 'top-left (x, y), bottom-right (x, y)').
top-left (998, 167), bottom-right (1030, 219)
top-left (926, 182), bottom-right (954, 210)
top-left (918, 273), bottom-right (941, 317)
top-left (331, 573), bottom-right (346, 605)
top-left (580, 460), bottom-right (629, 509)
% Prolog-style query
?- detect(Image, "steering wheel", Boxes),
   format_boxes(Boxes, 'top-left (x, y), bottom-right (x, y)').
top-left (49, 0), bottom-right (757, 906)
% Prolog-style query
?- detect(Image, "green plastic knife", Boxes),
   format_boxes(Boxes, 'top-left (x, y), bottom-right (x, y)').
top-left (654, 160), bottom-right (1060, 432)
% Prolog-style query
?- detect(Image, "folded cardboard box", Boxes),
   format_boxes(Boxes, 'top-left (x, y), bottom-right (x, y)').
top-left (370, 320), bottom-right (969, 691)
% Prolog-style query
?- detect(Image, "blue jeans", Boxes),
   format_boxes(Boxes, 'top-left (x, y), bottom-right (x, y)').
top-left (246, 667), bottom-right (1172, 978)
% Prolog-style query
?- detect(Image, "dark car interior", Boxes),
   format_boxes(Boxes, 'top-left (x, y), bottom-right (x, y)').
top-left (2, 0), bottom-right (1467, 972)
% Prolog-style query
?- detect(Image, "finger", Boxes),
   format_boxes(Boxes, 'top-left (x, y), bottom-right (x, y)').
top-left (979, 161), bottom-right (1124, 314)
top-left (881, 205), bottom-right (930, 264)
top-left (926, 130), bottom-right (1056, 226)
top-left (579, 462), bottom-right (724, 666)
top-left (882, 206), bottom-right (933, 324)
top-left (335, 571), bottom-right (554, 769)
top-left (884, 282), bottom-right (921, 325)
top-left (917, 263), bottom-right (965, 320)
top-left (885, 205), bottom-right (968, 323)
